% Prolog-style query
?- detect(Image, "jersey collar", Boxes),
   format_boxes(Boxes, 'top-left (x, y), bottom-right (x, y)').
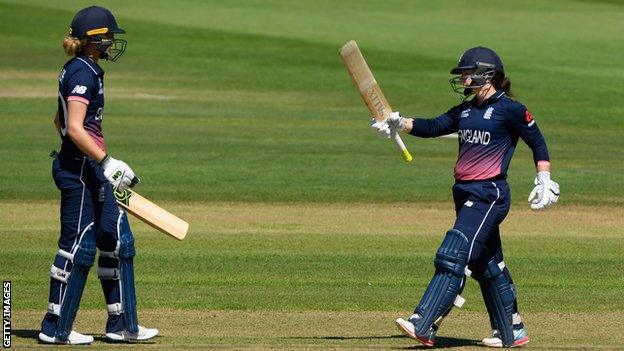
top-left (75, 54), bottom-right (104, 76)
top-left (471, 90), bottom-right (505, 106)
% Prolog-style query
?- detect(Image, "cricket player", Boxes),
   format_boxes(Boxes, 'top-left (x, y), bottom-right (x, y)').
top-left (371, 47), bottom-right (559, 348)
top-left (39, 6), bottom-right (158, 344)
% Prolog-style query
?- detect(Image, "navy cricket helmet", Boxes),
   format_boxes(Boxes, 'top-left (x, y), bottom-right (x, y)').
top-left (449, 46), bottom-right (504, 98)
top-left (450, 46), bottom-right (504, 75)
top-left (69, 6), bottom-right (127, 61)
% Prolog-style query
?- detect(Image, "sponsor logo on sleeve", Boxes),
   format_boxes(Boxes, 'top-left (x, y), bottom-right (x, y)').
top-left (460, 109), bottom-right (471, 118)
top-left (71, 85), bottom-right (87, 95)
top-left (525, 110), bottom-right (535, 127)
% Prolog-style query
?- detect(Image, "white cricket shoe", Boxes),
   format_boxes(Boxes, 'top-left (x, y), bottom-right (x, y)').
top-left (395, 317), bottom-right (435, 347)
top-left (38, 330), bottom-right (93, 344)
top-left (482, 328), bottom-right (530, 348)
top-left (105, 325), bottom-right (159, 342)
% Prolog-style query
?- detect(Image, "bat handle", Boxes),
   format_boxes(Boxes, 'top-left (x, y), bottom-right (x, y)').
top-left (393, 133), bottom-right (413, 163)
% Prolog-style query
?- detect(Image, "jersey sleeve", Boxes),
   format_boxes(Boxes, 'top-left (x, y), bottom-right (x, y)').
top-left (506, 102), bottom-right (550, 165)
top-left (64, 70), bottom-right (94, 105)
top-left (408, 103), bottom-right (464, 138)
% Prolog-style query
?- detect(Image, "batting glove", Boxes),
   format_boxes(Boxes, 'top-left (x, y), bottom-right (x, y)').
top-left (386, 111), bottom-right (408, 133)
top-left (100, 155), bottom-right (138, 191)
top-left (370, 119), bottom-right (391, 139)
top-left (528, 171), bottom-right (559, 210)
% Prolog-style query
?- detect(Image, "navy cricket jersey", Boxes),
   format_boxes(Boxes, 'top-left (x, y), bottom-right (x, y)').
top-left (57, 54), bottom-right (106, 158)
top-left (409, 91), bottom-right (549, 181)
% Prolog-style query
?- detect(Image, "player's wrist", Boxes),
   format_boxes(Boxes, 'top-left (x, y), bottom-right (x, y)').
top-left (99, 154), bottom-right (110, 165)
top-left (536, 171), bottom-right (551, 184)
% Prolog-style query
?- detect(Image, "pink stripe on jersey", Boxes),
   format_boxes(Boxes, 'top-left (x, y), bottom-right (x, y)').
top-left (87, 131), bottom-right (106, 150)
top-left (67, 96), bottom-right (90, 105)
top-left (454, 147), bottom-right (505, 181)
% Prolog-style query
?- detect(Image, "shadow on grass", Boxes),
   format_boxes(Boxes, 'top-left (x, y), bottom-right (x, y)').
top-left (289, 334), bottom-right (479, 348)
top-left (12, 329), bottom-right (39, 341)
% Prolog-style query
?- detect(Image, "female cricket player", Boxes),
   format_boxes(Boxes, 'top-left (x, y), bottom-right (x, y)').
top-left (39, 6), bottom-right (158, 344)
top-left (371, 47), bottom-right (559, 348)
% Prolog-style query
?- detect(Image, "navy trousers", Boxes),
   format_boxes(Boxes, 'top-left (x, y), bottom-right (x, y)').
top-left (452, 179), bottom-right (510, 269)
top-left (451, 178), bottom-right (521, 329)
top-left (41, 153), bottom-right (128, 336)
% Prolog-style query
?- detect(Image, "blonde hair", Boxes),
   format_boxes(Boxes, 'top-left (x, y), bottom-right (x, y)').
top-left (62, 36), bottom-right (88, 56)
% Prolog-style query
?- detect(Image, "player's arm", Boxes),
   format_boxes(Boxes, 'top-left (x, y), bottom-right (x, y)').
top-left (506, 103), bottom-right (559, 210)
top-left (66, 101), bottom-right (107, 162)
top-left (507, 104), bottom-right (550, 168)
top-left (400, 104), bottom-right (463, 137)
top-left (66, 101), bottom-right (137, 190)
top-left (407, 109), bottom-right (459, 138)
top-left (374, 104), bottom-right (463, 139)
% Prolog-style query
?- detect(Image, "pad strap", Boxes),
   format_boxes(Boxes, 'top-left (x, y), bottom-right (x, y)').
top-left (98, 267), bottom-right (120, 280)
top-left (48, 303), bottom-right (61, 316)
top-left (58, 249), bottom-right (74, 261)
top-left (99, 242), bottom-right (120, 258)
top-left (107, 303), bottom-right (124, 315)
top-left (50, 265), bottom-right (71, 283)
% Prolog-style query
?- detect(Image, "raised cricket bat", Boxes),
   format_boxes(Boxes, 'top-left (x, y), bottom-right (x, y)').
top-left (114, 189), bottom-right (188, 240)
top-left (339, 40), bottom-right (413, 162)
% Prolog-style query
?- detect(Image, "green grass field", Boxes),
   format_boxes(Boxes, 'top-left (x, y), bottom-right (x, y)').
top-left (1, 0), bottom-right (623, 349)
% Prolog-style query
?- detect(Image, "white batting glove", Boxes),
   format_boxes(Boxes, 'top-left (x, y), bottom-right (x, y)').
top-left (100, 155), bottom-right (138, 191)
top-left (386, 111), bottom-right (407, 133)
top-left (528, 171), bottom-right (559, 210)
top-left (370, 119), bottom-right (391, 139)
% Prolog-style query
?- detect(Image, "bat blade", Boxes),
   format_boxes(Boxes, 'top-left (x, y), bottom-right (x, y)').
top-left (114, 189), bottom-right (188, 240)
top-left (339, 40), bottom-right (413, 162)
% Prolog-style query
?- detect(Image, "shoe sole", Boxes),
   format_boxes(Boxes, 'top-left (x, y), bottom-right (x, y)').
top-left (38, 332), bottom-right (93, 345)
top-left (483, 336), bottom-right (530, 348)
top-left (395, 319), bottom-right (434, 347)
top-left (105, 330), bottom-right (159, 342)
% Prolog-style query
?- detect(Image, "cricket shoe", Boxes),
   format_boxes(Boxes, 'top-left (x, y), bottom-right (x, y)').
top-left (395, 317), bottom-right (435, 347)
top-left (482, 328), bottom-right (530, 348)
top-left (38, 330), bottom-right (93, 344)
top-left (106, 325), bottom-right (159, 342)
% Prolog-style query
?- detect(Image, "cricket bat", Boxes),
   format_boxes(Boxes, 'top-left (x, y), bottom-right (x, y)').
top-left (114, 188), bottom-right (188, 240)
top-left (339, 40), bottom-right (413, 162)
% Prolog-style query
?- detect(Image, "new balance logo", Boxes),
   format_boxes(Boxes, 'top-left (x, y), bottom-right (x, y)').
top-left (460, 109), bottom-right (471, 118)
top-left (71, 85), bottom-right (87, 94)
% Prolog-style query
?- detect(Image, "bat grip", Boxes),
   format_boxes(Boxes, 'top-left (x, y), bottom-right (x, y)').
top-left (393, 133), bottom-right (413, 162)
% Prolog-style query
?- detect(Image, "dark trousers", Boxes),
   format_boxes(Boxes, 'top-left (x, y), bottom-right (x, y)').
top-left (41, 153), bottom-right (127, 336)
top-left (452, 178), bottom-right (521, 329)
top-left (452, 179), bottom-right (510, 270)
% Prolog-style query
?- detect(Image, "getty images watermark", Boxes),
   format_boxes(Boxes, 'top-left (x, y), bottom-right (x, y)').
top-left (2, 281), bottom-right (10, 348)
